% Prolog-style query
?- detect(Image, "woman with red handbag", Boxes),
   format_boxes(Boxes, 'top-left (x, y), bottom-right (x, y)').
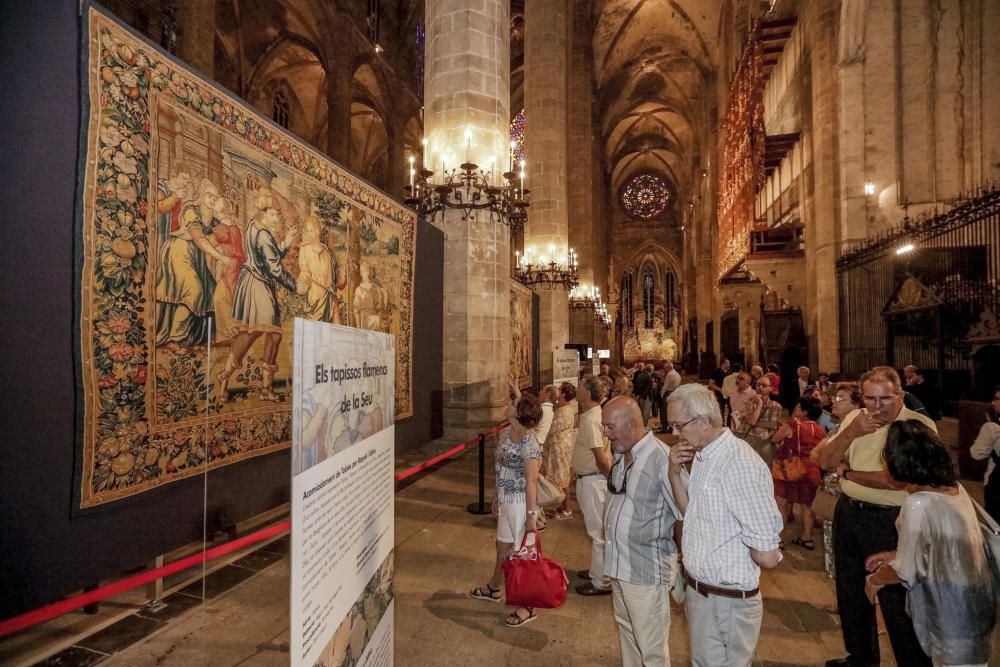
top-left (771, 396), bottom-right (826, 550)
top-left (469, 379), bottom-right (544, 628)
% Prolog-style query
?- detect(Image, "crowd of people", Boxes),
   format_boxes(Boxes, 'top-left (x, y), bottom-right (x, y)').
top-left (467, 358), bottom-right (999, 666)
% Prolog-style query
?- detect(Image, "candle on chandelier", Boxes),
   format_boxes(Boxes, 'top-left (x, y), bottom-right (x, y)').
top-left (509, 140), bottom-right (516, 172)
top-left (465, 128), bottom-right (472, 163)
top-left (519, 170), bottom-right (524, 199)
top-left (421, 138), bottom-right (428, 169)
top-left (408, 156), bottom-right (415, 189)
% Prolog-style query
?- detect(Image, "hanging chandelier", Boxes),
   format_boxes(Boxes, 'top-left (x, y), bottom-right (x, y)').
top-left (403, 142), bottom-right (529, 234)
top-left (569, 284), bottom-right (600, 310)
top-left (595, 302), bottom-right (612, 329)
top-left (513, 246), bottom-right (580, 290)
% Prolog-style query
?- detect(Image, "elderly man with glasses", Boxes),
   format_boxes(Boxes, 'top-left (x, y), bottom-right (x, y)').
top-left (816, 366), bottom-right (936, 667)
top-left (601, 396), bottom-right (685, 667)
top-left (666, 383), bottom-right (783, 666)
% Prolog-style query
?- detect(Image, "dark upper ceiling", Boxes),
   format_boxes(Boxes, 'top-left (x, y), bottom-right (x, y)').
top-left (593, 0), bottom-right (718, 203)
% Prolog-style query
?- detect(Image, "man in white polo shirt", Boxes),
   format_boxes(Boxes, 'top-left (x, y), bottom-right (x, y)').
top-left (602, 396), bottom-right (684, 666)
top-left (667, 383), bottom-right (783, 666)
top-left (573, 376), bottom-right (613, 595)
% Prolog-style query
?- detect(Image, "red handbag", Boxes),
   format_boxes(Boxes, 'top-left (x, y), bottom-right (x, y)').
top-left (502, 531), bottom-right (568, 609)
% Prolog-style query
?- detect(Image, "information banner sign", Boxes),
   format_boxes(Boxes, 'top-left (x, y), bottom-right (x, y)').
top-left (291, 319), bottom-right (395, 667)
top-left (553, 349), bottom-right (580, 386)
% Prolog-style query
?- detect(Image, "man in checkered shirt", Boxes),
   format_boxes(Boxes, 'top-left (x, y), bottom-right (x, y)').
top-left (666, 383), bottom-right (783, 666)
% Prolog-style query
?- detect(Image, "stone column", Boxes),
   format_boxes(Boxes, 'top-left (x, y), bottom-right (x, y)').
top-left (325, 55), bottom-right (353, 165)
top-left (176, 0), bottom-right (215, 77)
top-left (384, 124), bottom-right (404, 198)
top-left (425, 0), bottom-right (511, 441)
top-left (567, 0), bottom-right (597, 349)
top-left (524, 0), bottom-right (570, 383)
top-left (805, 0), bottom-right (841, 372)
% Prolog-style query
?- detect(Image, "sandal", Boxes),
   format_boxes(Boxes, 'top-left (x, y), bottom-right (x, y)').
top-left (791, 538), bottom-right (815, 551)
top-left (504, 607), bottom-right (537, 628)
top-left (469, 584), bottom-right (502, 602)
top-left (553, 510), bottom-right (573, 520)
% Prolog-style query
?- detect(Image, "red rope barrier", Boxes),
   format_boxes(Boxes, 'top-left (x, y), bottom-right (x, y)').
top-left (393, 422), bottom-right (508, 483)
top-left (0, 520), bottom-right (290, 638)
top-left (2, 421), bottom-right (510, 637)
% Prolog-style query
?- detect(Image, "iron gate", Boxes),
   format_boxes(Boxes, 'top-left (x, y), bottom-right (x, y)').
top-left (836, 188), bottom-right (1000, 410)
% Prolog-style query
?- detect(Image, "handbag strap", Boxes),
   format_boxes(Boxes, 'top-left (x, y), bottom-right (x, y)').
top-left (969, 491), bottom-right (1000, 536)
top-left (518, 529), bottom-right (544, 556)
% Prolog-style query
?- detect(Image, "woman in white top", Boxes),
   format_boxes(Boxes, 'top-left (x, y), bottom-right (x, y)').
top-left (864, 420), bottom-right (996, 667)
top-left (969, 385), bottom-right (1000, 521)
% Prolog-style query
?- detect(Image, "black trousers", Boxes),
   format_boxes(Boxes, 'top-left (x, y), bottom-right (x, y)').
top-left (832, 495), bottom-right (931, 666)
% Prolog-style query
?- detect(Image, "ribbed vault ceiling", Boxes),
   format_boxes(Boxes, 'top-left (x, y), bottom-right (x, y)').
top-left (594, 0), bottom-right (718, 199)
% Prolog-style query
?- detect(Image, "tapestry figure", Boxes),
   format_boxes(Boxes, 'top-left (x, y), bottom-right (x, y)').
top-left (155, 178), bottom-right (233, 350)
top-left (297, 214), bottom-right (346, 324)
top-left (216, 190), bottom-right (298, 401)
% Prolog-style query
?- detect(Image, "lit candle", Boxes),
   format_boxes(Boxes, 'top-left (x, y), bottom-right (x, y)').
top-left (408, 156), bottom-right (415, 189)
top-left (421, 138), bottom-right (428, 169)
top-left (519, 170), bottom-right (524, 199)
top-left (465, 128), bottom-right (472, 163)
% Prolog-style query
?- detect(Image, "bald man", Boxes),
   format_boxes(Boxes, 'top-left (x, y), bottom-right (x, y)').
top-left (601, 396), bottom-right (685, 667)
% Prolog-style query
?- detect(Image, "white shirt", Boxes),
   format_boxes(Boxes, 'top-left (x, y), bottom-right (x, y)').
top-left (971, 421), bottom-right (1000, 484)
top-left (680, 428), bottom-right (783, 590)
top-left (661, 369), bottom-right (681, 396)
top-left (797, 378), bottom-right (809, 395)
top-left (533, 402), bottom-right (554, 446)
top-left (572, 406), bottom-right (607, 475)
top-left (721, 373), bottom-right (739, 399)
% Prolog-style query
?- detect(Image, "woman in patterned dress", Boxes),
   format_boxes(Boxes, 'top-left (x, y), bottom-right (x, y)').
top-left (740, 374), bottom-right (788, 442)
top-left (469, 392), bottom-right (543, 628)
top-left (542, 382), bottom-right (577, 520)
top-left (810, 382), bottom-right (863, 578)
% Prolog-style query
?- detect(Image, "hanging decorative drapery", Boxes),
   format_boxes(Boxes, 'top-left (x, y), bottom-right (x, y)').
top-left (717, 23), bottom-right (766, 280)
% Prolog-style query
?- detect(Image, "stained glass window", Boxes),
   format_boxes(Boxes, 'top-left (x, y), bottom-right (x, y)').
top-left (510, 108), bottom-right (525, 163)
top-left (621, 173), bottom-right (671, 219)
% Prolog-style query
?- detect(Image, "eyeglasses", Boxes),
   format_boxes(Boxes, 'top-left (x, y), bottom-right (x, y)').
top-left (863, 395), bottom-right (898, 405)
top-left (608, 455), bottom-right (634, 494)
top-left (666, 416), bottom-right (700, 433)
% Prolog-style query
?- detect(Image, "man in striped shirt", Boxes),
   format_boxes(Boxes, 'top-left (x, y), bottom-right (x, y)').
top-left (667, 383), bottom-right (783, 666)
top-left (602, 396), bottom-right (685, 666)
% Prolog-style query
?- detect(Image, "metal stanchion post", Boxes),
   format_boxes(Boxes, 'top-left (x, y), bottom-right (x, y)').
top-left (466, 433), bottom-right (491, 514)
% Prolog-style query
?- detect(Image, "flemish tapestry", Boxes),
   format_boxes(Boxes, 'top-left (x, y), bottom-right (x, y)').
top-left (509, 282), bottom-right (534, 389)
top-left (78, 8), bottom-right (416, 507)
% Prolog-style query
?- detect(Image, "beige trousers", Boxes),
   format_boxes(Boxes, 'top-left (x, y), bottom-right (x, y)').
top-left (611, 579), bottom-right (671, 667)
top-left (685, 589), bottom-right (763, 666)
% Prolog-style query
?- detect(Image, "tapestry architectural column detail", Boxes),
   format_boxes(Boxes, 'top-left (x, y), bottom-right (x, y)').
top-left (176, 0), bottom-right (215, 77)
top-left (805, 0), bottom-right (841, 372)
top-left (524, 0), bottom-right (570, 382)
top-left (425, 0), bottom-right (511, 440)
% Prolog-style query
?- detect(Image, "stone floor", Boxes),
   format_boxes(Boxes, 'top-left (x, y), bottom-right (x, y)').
top-left (28, 432), bottom-right (997, 666)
